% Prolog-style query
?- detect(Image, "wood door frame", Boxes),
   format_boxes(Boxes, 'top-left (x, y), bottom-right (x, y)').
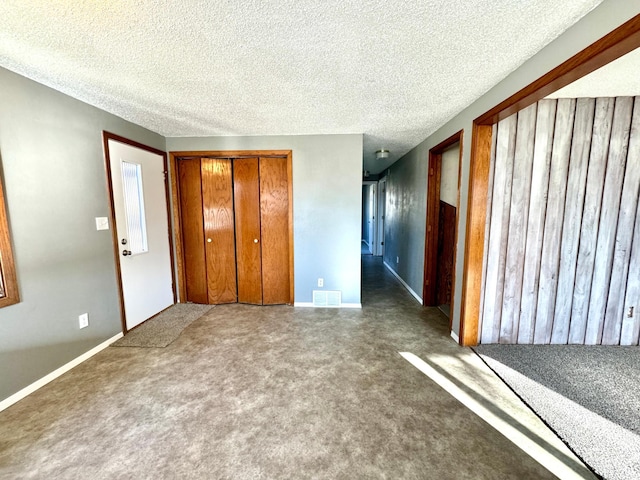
top-left (458, 14), bottom-right (640, 346)
top-left (102, 132), bottom-right (177, 333)
top-left (423, 131), bottom-right (463, 319)
top-left (169, 150), bottom-right (294, 305)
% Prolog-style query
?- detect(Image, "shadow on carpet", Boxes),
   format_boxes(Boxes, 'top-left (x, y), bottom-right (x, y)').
top-left (111, 303), bottom-right (213, 348)
top-left (473, 344), bottom-right (640, 480)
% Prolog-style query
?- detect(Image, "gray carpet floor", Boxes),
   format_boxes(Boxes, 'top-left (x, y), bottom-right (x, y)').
top-left (474, 344), bottom-right (640, 480)
top-left (0, 257), bottom-right (561, 479)
top-left (112, 303), bottom-right (213, 347)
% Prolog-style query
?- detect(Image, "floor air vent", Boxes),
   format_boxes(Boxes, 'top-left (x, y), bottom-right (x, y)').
top-left (312, 290), bottom-right (342, 307)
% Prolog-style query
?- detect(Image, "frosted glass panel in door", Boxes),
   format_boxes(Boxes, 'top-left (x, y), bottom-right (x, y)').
top-left (121, 160), bottom-right (148, 255)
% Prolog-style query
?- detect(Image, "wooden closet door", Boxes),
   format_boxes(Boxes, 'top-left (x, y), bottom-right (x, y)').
top-left (201, 158), bottom-right (237, 304)
top-left (233, 158), bottom-right (263, 304)
top-left (178, 158), bottom-right (207, 304)
top-left (259, 157), bottom-right (291, 304)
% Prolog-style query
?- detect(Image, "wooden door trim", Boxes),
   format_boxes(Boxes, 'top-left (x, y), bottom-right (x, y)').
top-left (171, 150), bottom-right (292, 158)
top-left (102, 132), bottom-right (177, 333)
top-left (423, 131), bottom-right (463, 318)
top-left (169, 150), bottom-right (295, 305)
top-left (459, 14), bottom-right (640, 346)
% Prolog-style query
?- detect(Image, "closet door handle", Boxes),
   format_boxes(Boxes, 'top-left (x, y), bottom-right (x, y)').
top-left (253, 239), bottom-right (259, 244)
top-left (207, 238), bottom-right (212, 243)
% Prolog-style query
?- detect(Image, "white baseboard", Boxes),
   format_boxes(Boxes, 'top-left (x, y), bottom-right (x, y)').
top-left (383, 262), bottom-right (423, 304)
top-left (294, 302), bottom-right (362, 309)
top-left (0, 332), bottom-right (123, 413)
top-left (450, 330), bottom-right (460, 344)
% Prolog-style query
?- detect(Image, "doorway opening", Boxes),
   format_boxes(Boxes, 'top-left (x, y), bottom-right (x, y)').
top-left (423, 131), bottom-right (463, 324)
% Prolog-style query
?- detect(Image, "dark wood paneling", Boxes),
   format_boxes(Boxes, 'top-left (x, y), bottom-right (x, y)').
top-left (436, 201), bottom-right (456, 307)
top-left (423, 153), bottom-right (442, 306)
top-left (202, 158), bottom-right (237, 304)
top-left (259, 157), bottom-right (290, 305)
top-left (177, 158), bottom-right (208, 304)
top-left (234, 158), bottom-right (263, 305)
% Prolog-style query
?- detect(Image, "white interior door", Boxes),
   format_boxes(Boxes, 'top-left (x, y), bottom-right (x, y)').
top-left (108, 139), bottom-right (174, 331)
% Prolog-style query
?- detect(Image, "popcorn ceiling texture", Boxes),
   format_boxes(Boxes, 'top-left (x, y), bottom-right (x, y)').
top-left (0, 0), bottom-right (603, 173)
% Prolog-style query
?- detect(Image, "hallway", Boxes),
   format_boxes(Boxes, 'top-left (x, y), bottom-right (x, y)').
top-left (0, 257), bottom-right (590, 479)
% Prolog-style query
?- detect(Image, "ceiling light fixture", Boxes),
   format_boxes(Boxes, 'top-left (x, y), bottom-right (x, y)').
top-left (375, 149), bottom-right (390, 160)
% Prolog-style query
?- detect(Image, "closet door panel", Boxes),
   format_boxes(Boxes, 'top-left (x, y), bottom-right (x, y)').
top-left (178, 158), bottom-right (208, 304)
top-left (259, 157), bottom-right (291, 304)
top-left (234, 158), bottom-right (263, 304)
top-left (202, 158), bottom-right (237, 304)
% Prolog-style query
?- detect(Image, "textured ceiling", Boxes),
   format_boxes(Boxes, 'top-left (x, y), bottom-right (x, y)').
top-left (0, 0), bottom-right (603, 174)
top-left (547, 47), bottom-right (640, 99)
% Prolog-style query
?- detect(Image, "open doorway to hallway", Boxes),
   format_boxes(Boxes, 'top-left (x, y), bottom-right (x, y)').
top-left (362, 177), bottom-right (387, 257)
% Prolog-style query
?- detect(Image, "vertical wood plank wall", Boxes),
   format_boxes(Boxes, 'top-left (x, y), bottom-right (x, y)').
top-left (481, 96), bottom-right (640, 345)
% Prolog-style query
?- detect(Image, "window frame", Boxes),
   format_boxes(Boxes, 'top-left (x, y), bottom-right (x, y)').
top-left (0, 173), bottom-right (19, 308)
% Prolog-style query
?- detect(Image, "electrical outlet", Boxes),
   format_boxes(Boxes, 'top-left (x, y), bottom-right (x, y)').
top-left (396, 256), bottom-right (400, 264)
top-left (79, 313), bottom-right (89, 329)
top-left (318, 278), bottom-right (324, 288)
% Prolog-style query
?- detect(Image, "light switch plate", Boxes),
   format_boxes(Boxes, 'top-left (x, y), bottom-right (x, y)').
top-left (95, 217), bottom-right (109, 231)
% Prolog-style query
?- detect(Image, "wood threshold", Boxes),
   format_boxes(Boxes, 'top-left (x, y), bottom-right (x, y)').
top-left (458, 13), bottom-right (640, 346)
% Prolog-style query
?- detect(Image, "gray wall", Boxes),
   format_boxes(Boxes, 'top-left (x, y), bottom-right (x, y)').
top-left (383, 153), bottom-right (427, 299)
top-left (166, 134), bottom-right (363, 306)
top-left (384, 0), bottom-right (640, 337)
top-left (0, 67), bottom-right (166, 402)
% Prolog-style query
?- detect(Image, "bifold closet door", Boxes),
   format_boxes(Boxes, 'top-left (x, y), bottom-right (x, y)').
top-left (234, 158), bottom-right (263, 304)
top-left (178, 158), bottom-right (208, 304)
top-left (259, 156), bottom-right (290, 305)
top-left (179, 158), bottom-right (237, 305)
top-left (202, 158), bottom-right (237, 304)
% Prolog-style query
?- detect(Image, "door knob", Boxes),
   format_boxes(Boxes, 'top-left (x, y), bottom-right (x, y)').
top-left (122, 249), bottom-right (132, 256)
top-left (254, 239), bottom-right (259, 243)
top-left (207, 238), bottom-right (212, 243)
